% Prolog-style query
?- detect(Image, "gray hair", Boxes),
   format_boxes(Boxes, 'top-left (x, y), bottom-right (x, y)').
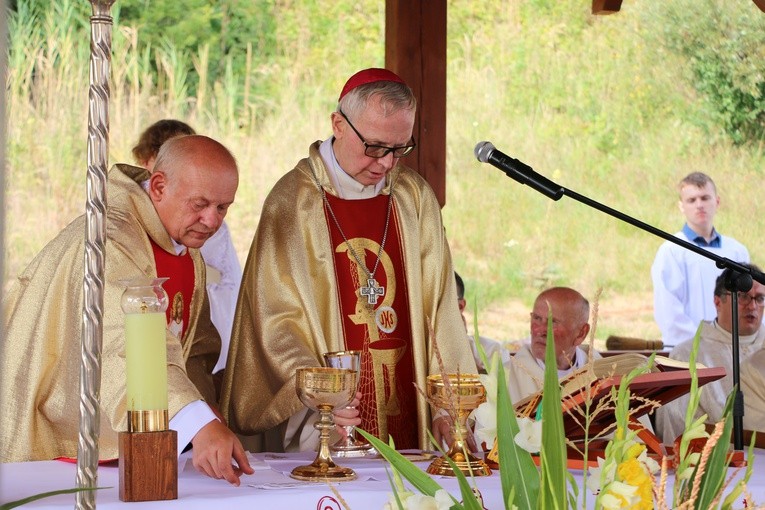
top-left (338, 80), bottom-right (416, 119)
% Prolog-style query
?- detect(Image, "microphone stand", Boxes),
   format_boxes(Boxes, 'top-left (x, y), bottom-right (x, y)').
top-left (493, 167), bottom-right (763, 451)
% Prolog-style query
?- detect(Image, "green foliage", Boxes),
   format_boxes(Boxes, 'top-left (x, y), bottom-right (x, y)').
top-left (494, 355), bottom-right (540, 508)
top-left (644, 0), bottom-right (765, 145)
top-left (539, 313), bottom-right (569, 509)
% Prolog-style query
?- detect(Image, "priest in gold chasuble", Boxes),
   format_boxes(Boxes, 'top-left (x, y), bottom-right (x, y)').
top-left (1, 136), bottom-right (253, 485)
top-left (222, 69), bottom-right (477, 451)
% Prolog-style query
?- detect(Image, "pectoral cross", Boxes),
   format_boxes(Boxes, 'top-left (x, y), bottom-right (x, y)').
top-left (360, 278), bottom-right (385, 305)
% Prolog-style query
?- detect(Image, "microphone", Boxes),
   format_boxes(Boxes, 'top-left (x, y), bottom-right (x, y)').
top-left (474, 141), bottom-right (564, 200)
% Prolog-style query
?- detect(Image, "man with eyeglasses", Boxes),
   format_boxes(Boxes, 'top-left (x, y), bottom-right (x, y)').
top-left (656, 263), bottom-right (765, 444)
top-left (222, 68), bottom-right (476, 453)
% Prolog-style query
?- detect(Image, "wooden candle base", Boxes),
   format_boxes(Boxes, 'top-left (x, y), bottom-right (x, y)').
top-left (119, 430), bottom-right (178, 502)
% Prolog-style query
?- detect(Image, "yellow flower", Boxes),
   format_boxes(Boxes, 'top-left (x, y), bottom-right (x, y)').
top-left (616, 458), bottom-right (653, 510)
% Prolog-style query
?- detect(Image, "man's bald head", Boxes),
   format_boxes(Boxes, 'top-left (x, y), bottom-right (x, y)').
top-left (529, 287), bottom-right (590, 369)
top-left (148, 135), bottom-right (239, 248)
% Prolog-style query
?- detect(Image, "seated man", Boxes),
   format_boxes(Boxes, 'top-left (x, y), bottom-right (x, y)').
top-left (455, 271), bottom-right (510, 372)
top-left (1, 135), bottom-right (253, 485)
top-left (741, 348), bottom-right (765, 434)
top-left (505, 287), bottom-right (597, 404)
top-left (656, 263), bottom-right (765, 444)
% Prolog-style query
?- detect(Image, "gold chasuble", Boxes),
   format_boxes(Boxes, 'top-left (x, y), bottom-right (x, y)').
top-left (0, 164), bottom-right (220, 462)
top-left (324, 193), bottom-right (417, 447)
top-left (221, 141), bottom-right (477, 451)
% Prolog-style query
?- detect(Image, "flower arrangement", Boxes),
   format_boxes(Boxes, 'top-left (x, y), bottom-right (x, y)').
top-left (360, 311), bottom-right (759, 510)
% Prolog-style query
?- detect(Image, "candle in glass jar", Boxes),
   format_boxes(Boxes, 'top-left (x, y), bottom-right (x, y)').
top-left (125, 311), bottom-right (168, 411)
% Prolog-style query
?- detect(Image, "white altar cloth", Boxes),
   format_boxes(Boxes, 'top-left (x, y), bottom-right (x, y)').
top-left (2, 450), bottom-right (763, 509)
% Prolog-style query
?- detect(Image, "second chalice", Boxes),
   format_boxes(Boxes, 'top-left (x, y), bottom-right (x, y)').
top-left (290, 367), bottom-right (359, 481)
top-left (426, 373), bottom-right (492, 477)
top-left (323, 350), bottom-right (376, 457)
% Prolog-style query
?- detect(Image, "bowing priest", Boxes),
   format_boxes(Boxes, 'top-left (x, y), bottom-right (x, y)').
top-left (0, 135), bottom-right (253, 485)
top-left (222, 68), bottom-right (477, 452)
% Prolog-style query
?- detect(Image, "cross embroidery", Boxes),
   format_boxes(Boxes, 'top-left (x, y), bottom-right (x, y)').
top-left (360, 278), bottom-right (385, 305)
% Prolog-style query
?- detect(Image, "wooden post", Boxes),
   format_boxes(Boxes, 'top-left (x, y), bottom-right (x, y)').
top-left (385, 0), bottom-right (447, 207)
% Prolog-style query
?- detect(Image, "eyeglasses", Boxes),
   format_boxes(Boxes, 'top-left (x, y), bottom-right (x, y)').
top-left (339, 109), bottom-right (416, 159)
top-left (722, 292), bottom-right (765, 306)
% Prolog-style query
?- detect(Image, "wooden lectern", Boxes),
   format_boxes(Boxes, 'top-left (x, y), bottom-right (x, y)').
top-left (488, 365), bottom-right (729, 469)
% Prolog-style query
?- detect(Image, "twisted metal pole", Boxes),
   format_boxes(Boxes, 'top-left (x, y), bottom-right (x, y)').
top-left (76, 1), bottom-right (115, 508)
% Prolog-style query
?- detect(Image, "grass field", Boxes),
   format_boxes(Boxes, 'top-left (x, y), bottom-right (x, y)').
top-left (5, 0), bottom-right (764, 343)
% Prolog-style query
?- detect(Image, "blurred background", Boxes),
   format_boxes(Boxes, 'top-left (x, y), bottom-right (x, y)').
top-left (5, 0), bottom-right (765, 345)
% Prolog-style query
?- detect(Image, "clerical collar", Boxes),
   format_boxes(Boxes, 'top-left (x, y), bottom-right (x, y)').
top-left (534, 346), bottom-right (586, 378)
top-left (683, 223), bottom-right (721, 248)
top-left (319, 137), bottom-right (385, 200)
top-left (141, 179), bottom-right (187, 256)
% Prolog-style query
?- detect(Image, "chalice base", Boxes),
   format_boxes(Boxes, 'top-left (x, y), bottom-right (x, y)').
top-left (290, 459), bottom-right (357, 482)
top-left (331, 437), bottom-right (378, 458)
top-left (426, 450), bottom-right (492, 477)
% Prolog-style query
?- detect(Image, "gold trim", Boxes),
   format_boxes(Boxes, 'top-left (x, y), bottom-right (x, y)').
top-left (128, 409), bottom-right (169, 432)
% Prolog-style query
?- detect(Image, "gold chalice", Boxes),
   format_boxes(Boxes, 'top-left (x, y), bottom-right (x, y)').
top-left (290, 367), bottom-right (359, 481)
top-left (426, 373), bottom-right (492, 477)
top-left (323, 350), bottom-right (376, 457)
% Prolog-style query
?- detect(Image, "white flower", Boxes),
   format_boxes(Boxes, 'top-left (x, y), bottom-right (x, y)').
top-left (637, 449), bottom-right (660, 475)
top-left (472, 400), bottom-right (497, 447)
top-left (513, 416), bottom-right (543, 453)
top-left (402, 489), bottom-right (453, 510)
top-left (478, 359), bottom-right (500, 405)
top-left (383, 489), bottom-right (414, 510)
top-left (600, 480), bottom-right (639, 509)
top-left (586, 456), bottom-right (614, 494)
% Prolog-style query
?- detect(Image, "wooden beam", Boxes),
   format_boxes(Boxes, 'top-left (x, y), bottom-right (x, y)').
top-left (592, 0), bottom-right (623, 14)
top-left (385, 0), bottom-right (448, 207)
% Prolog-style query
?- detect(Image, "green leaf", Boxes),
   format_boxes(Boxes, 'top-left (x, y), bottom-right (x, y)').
top-left (0, 487), bottom-right (108, 510)
top-left (356, 428), bottom-right (447, 498)
top-left (539, 311), bottom-right (568, 510)
top-left (693, 391), bottom-right (735, 510)
top-left (431, 445), bottom-right (482, 510)
top-left (494, 354), bottom-right (540, 509)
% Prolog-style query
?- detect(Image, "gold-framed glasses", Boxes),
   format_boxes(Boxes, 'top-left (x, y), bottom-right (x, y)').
top-left (339, 109), bottom-right (416, 158)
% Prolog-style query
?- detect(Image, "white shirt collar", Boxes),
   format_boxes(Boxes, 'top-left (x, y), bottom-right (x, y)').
top-left (319, 137), bottom-right (385, 200)
top-left (141, 179), bottom-right (186, 256)
top-left (534, 347), bottom-right (587, 379)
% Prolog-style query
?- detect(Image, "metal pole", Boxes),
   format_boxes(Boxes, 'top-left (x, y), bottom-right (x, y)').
top-left (76, 1), bottom-right (115, 508)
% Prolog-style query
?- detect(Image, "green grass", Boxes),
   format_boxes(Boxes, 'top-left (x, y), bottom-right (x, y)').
top-left (5, 0), bottom-right (764, 341)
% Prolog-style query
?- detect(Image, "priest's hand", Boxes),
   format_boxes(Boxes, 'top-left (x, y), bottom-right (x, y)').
top-left (191, 419), bottom-right (254, 486)
top-left (333, 391), bottom-right (362, 436)
top-left (433, 415), bottom-right (479, 452)
top-left (432, 414), bottom-right (453, 450)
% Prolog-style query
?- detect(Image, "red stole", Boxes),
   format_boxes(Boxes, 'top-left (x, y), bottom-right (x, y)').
top-left (324, 193), bottom-right (417, 448)
top-left (150, 239), bottom-right (195, 343)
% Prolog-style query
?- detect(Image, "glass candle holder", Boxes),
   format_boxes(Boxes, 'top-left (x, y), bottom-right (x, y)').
top-left (121, 277), bottom-right (170, 432)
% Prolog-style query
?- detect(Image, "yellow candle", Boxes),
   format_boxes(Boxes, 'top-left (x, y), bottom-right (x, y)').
top-left (125, 312), bottom-right (168, 411)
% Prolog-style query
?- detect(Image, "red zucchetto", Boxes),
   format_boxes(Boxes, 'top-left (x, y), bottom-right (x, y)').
top-left (338, 68), bottom-right (407, 101)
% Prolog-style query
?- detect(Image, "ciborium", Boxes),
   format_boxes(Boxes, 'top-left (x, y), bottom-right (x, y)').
top-left (426, 373), bottom-right (492, 477)
top-left (323, 350), bottom-right (376, 457)
top-left (290, 367), bottom-right (359, 481)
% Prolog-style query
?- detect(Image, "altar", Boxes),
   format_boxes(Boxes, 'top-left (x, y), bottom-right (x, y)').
top-left (2, 449), bottom-right (764, 509)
